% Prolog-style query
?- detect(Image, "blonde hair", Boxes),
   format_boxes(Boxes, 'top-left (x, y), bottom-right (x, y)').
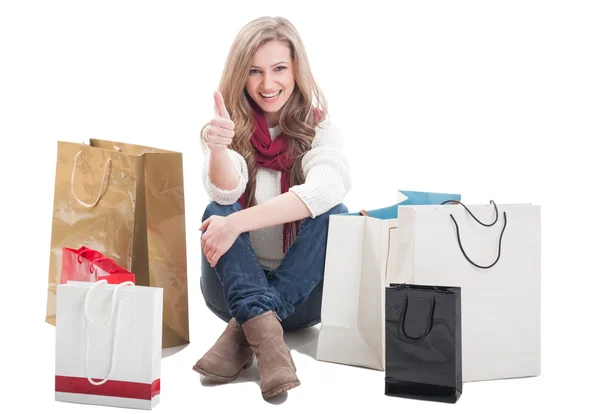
top-left (201, 16), bottom-right (327, 208)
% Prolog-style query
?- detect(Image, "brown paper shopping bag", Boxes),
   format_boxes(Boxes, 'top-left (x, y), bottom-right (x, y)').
top-left (46, 139), bottom-right (189, 349)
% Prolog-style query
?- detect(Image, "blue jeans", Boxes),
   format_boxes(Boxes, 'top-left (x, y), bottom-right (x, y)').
top-left (200, 201), bottom-right (348, 328)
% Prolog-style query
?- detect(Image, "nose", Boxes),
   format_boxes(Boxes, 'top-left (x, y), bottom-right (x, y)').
top-left (262, 72), bottom-right (274, 90)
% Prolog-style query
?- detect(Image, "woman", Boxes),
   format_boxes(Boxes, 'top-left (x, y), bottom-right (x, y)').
top-left (193, 16), bottom-right (351, 399)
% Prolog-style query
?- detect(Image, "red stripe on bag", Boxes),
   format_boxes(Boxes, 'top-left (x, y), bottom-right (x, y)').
top-left (55, 376), bottom-right (160, 400)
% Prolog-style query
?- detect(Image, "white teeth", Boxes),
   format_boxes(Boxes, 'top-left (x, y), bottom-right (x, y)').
top-left (260, 91), bottom-right (280, 98)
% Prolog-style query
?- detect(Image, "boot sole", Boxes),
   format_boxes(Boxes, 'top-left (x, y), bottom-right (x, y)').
top-left (262, 380), bottom-right (301, 399)
top-left (192, 358), bottom-right (253, 383)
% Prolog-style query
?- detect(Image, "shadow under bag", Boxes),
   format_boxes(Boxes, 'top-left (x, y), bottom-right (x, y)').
top-left (385, 283), bottom-right (462, 403)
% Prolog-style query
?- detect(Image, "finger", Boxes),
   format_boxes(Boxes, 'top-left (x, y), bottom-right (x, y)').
top-left (210, 136), bottom-right (233, 146)
top-left (207, 127), bottom-right (233, 143)
top-left (207, 127), bottom-right (234, 142)
top-left (208, 123), bottom-right (235, 138)
top-left (202, 236), bottom-right (214, 252)
top-left (200, 233), bottom-right (207, 249)
top-left (200, 218), bottom-right (211, 232)
top-left (211, 117), bottom-right (235, 130)
top-left (214, 91), bottom-right (230, 120)
top-left (207, 143), bottom-right (229, 152)
top-left (212, 251), bottom-right (222, 266)
top-left (206, 128), bottom-right (217, 143)
top-left (204, 246), bottom-right (215, 261)
top-left (214, 127), bottom-right (235, 139)
top-left (209, 250), bottom-right (219, 267)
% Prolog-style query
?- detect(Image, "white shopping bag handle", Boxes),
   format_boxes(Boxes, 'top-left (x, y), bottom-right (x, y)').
top-left (71, 150), bottom-right (112, 208)
top-left (83, 280), bottom-right (134, 386)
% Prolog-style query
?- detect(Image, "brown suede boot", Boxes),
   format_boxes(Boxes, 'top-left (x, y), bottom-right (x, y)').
top-left (242, 311), bottom-right (300, 399)
top-left (193, 318), bottom-right (253, 383)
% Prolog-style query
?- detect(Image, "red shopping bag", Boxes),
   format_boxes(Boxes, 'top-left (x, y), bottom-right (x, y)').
top-left (60, 246), bottom-right (135, 285)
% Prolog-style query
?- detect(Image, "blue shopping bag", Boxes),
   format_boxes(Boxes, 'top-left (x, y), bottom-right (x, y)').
top-left (345, 190), bottom-right (461, 219)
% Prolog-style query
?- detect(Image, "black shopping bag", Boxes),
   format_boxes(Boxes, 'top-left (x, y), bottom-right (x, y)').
top-left (385, 283), bottom-right (462, 403)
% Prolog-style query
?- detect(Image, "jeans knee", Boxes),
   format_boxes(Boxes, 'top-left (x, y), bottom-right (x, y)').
top-left (202, 201), bottom-right (241, 220)
top-left (328, 203), bottom-right (349, 215)
top-left (312, 203), bottom-right (348, 222)
top-left (300, 203), bottom-right (348, 232)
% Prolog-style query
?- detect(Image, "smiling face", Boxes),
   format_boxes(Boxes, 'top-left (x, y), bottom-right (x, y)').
top-left (245, 40), bottom-right (296, 127)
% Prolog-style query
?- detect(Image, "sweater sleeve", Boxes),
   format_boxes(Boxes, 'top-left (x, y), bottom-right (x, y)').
top-left (289, 118), bottom-right (352, 218)
top-left (202, 148), bottom-right (248, 205)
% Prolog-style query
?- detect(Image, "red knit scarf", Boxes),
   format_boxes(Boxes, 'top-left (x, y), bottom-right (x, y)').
top-left (237, 104), bottom-right (300, 254)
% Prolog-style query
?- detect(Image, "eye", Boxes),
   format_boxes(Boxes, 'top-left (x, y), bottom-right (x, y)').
top-left (275, 66), bottom-right (287, 72)
top-left (249, 69), bottom-right (261, 75)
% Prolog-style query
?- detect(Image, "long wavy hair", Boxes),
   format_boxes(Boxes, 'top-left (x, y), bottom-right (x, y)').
top-left (201, 16), bottom-right (327, 208)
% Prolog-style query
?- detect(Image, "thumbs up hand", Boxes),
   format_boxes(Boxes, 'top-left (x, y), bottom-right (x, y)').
top-left (206, 91), bottom-right (235, 152)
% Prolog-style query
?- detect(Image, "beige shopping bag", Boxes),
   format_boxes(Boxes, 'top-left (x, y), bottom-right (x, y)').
top-left (46, 139), bottom-right (189, 349)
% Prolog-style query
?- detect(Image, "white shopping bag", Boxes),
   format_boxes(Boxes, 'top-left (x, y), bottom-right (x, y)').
top-left (316, 190), bottom-right (462, 370)
top-left (55, 280), bottom-right (163, 409)
top-left (396, 201), bottom-right (541, 382)
top-left (316, 212), bottom-right (399, 370)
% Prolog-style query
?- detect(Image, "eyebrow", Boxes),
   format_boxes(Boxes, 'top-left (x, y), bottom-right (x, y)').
top-left (250, 61), bottom-right (289, 69)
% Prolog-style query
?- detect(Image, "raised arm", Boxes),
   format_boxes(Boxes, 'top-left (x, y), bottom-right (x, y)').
top-left (201, 91), bottom-right (248, 204)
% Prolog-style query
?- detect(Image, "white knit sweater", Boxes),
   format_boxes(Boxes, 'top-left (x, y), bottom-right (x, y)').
top-left (202, 117), bottom-right (352, 270)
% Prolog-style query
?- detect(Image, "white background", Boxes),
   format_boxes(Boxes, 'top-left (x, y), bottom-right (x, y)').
top-left (1, 0), bottom-right (599, 412)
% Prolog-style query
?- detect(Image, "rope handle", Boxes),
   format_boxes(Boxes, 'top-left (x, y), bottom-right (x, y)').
top-left (88, 257), bottom-right (120, 275)
top-left (441, 199), bottom-right (499, 227)
top-left (442, 199), bottom-right (508, 269)
top-left (76, 248), bottom-right (102, 264)
top-left (396, 294), bottom-right (436, 342)
top-left (83, 280), bottom-right (134, 386)
top-left (71, 151), bottom-right (112, 208)
top-left (449, 211), bottom-right (507, 269)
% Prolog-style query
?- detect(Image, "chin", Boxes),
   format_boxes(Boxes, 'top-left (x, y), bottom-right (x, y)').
top-left (262, 105), bottom-right (283, 114)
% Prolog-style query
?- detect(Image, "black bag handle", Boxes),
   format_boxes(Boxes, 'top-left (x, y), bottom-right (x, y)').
top-left (397, 294), bottom-right (436, 342)
top-left (442, 200), bottom-right (508, 269)
top-left (441, 199), bottom-right (499, 226)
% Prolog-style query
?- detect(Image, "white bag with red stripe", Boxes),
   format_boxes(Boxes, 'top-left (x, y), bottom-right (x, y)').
top-left (55, 280), bottom-right (163, 409)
